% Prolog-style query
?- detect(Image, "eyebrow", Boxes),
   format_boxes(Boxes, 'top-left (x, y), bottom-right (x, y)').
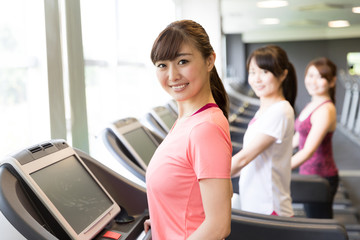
top-left (176, 52), bottom-right (192, 58)
top-left (155, 52), bottom-right (193, 63)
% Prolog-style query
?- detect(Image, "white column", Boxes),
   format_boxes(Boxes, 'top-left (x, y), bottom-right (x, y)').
top-left (64, 0), bottom-right (89, 153)
top-left (44, 0), bottom-right (67, 140)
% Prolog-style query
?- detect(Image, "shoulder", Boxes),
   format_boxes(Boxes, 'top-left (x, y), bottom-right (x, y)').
top-left (277, 101), bottom-right (294, 113)
top-left (264, 101), bottom-right (294, 120)
top-left (189, 110), bottom-right (230, 144)
top-left (190, 120), bottom-right (227, 139)
top-left (310, 102), bottom-right (337, 131)
top-left (187, 117), bottom-right (232, 160)
top-left (312, 101), bottom-right (336, 119)
top-left (191, 107), bottom-right (229, 131)
top-left (266, 101), bottom-right (293, 112)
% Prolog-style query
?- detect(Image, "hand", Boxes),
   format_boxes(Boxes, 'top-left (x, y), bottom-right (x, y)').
top-left (144, 219), bottom-right (151, 233)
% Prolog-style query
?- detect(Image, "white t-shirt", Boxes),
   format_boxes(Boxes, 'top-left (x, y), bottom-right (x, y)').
top-left (239, 100), bottom-right (294, 216)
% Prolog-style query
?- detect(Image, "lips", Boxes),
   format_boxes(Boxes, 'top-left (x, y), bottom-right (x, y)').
top-left (171, 83), bottom-right (189, 91)
top-left (253, 85), bottom-right (265, 91)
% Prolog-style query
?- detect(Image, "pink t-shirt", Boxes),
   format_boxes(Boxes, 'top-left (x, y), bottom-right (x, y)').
top-left (146, 106), bottom-right (232, 240)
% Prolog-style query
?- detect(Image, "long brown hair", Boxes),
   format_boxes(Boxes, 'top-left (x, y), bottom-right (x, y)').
top-left (150, 20), bottom-right (229, 118)
top-left (247, 45), bottom-right (297, 109)
top-left (305, 57), bottom-right (337, 103)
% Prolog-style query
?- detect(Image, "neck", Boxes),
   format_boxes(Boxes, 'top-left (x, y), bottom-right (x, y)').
top-left (177, 96), bottom-right (215, 119)
top-left (311, 95), bottom-right (331, 103)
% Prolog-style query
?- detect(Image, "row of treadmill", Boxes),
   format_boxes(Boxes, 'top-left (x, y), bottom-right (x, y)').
top-left (0, 82), bottom-right (360, 239)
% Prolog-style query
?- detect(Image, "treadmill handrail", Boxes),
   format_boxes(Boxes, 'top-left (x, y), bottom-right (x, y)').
top-left (143, 229), bottom-right (152, 240)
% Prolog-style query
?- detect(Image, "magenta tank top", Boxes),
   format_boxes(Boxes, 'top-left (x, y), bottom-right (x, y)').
top-left (295, 100), bottom-right (338, 177)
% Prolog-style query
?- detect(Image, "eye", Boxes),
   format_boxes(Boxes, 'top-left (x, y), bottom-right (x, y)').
top-left (248, 68), bottom-right (255, 75)
top-left (156, 62), bottom-right (166, 68)
top-left (179, 59), bottom-right (188, 65)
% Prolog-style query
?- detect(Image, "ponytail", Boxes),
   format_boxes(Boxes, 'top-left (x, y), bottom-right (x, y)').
top-left (282, 62), bottom-right (297, 109)
top-left (210, 67), bottom-right (229, 119)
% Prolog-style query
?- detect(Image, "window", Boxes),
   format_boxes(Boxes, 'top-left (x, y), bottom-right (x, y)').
top-left (0, 0), bottom-right (50, 157)
top-left (0, 0), bottom-right (176, 158)
top-left (80, 0), bottom-right (175, 155)
top-left (347, 52), bottom-right (360, 75)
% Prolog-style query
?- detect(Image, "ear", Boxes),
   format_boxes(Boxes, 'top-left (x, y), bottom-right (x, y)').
top-left (330, 76), bottom-right (337, 88)
top-left (280, 69), bottom-right (288, 82)
top-left (207, 52), bottom-right (216, 72)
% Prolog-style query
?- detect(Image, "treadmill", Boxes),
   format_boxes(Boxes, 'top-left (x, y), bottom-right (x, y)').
top-left (0, 139), bottom-right (151, 240)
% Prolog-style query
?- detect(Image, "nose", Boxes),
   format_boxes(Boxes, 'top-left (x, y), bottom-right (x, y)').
top-left (168, 64), bottom-right (180, 82)
top-left (250, 72), bottom-right (261, 83)
top-left (306, 76), bottom-right (316, 84)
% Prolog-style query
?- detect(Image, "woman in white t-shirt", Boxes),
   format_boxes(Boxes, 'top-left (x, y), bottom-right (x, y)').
top-left (231, 45), bottom-right (297, 217)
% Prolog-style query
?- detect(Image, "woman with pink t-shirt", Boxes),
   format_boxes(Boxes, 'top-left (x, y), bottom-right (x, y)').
top-left (291, 57), bottom-right (339, 218)
top-left (144, 20), bottom-right (233, 240)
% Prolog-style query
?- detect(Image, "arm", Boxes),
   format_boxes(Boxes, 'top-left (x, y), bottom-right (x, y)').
top-left (292, 131), bottom-right (299, 149)
top-left (231, 133), bottom-right (276, 176)
top-left (291, 104), bottom-right (336, 169)
top-left (187, 178), bottom-right (232, 240)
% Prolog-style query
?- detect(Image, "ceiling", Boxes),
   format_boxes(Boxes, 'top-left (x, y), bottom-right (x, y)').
top-left (221, 0), bottom-right (360, 42)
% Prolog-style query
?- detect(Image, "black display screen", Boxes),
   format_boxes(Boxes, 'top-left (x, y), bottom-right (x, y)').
top-left (31, 155), bottom-right (113, 234)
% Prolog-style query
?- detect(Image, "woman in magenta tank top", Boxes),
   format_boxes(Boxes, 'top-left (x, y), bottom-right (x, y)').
top-left (291, 57), bottom-right (339, 218)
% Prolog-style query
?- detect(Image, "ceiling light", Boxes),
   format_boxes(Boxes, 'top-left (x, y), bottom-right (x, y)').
top-left (352, 7), bottom-right (360, 13)
top-left (257, 0), bottom-right (288, 8)
top-left (328, 20), bottom-right (350, 28)
top-left (259, 18), bottom-right (280, 25)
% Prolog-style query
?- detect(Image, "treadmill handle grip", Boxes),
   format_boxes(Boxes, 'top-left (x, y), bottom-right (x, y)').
top-left (143, 229), bottom-right (152, 240)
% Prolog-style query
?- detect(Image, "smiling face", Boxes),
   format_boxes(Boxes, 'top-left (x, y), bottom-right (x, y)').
top-left (305, 65), bottom-right (333, 98)
top-left (248, 58), bottom-right (284, 101)
top-left (154, 43), bottom-right (214, 104)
